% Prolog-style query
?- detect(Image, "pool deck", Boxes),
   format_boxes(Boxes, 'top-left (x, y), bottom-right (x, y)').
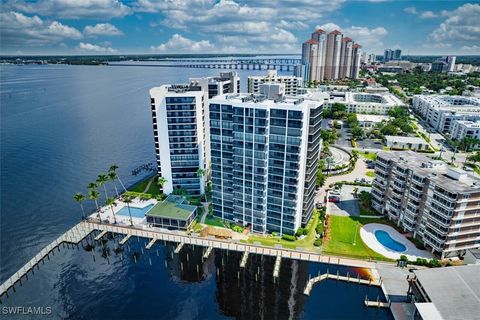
top-left (95, 198), bottom-right (157, 225)
top-left (360, 223), bottom-right (433, 260)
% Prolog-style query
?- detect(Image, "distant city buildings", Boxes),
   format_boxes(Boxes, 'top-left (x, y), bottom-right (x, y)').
top-left (372, 152), bottom-right (480, 258)
top-left (300, 28), bottom-right (362, 82)
top-left (431, 56), bottom-right (456, 73)
top-left (383, 48), bottom-right (401, 62)
top-left (412, 95), bottom-right (480, 134)
top-left (209, 84), bottom-right (323, 234)
top-left (248, 70), bottom-right (303, 95)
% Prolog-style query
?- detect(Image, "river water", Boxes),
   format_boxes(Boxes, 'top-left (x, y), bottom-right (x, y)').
top-left (0, 63), bottom-right (392, 319)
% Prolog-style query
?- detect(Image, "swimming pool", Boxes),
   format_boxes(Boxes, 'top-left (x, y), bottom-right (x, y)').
top-left (116, 204), bottom-right (154, 218)
top-left (374, 230), bottom-right (407, 252)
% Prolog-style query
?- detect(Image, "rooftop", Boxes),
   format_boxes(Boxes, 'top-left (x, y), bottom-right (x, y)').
top-left (146, 195), bottom-right (196, 220)
top-left (357, 114), bottom-right (390, 123)
top-left (413, 265), bottom-right (480, 320)
top-left (210, 92), bottom-right (321, 111)
top-left (384, 135), bottom-right (428, 144)
top-left (377, 151), bottom-right (480, 193)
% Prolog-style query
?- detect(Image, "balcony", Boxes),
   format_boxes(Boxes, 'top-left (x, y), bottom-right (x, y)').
top-left (445, 235), bottom-right (480, 245)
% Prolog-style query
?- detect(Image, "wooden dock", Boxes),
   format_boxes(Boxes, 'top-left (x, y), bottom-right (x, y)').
top-left (0, 223), bottom-right (93, 298)
top-left (203, 247), bottom-right (213, 259)
top-left (303, 273), bottom-right (381, 296)
top-left (146, 238), bottom-right (157, 249)
top-left (94, 230), bottom-right (108, 241)
top-left (1, 221), bottom-right (380, 298)
top-left (364, 299), bottom-right (390, 308)
top-left (240, 251), bottom-right (249, 268)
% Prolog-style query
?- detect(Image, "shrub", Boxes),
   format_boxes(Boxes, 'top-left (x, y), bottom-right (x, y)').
top-left (314, 238), bottom-right (322, 247)
top-left (295, 227), bottom-right (304, 237)
top-left (303, 228), bottom-right (308, 236)
top-left (232, 225), bottom-right (244, 233)
top-left (282, 234), bottom-right (295, 242)
top-left (316, 224), bottom-right (324, 236)
top-left (399, 255), bottom-right (408, 261)
top-left (271, 232), bottom-right (278, 236)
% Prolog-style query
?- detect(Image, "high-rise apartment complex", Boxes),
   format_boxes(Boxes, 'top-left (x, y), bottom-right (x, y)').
top-left (431, 56), bottom-right (456, 73)
top-left (209, 84), bottom-right (323, 234)
top-left (371, 152), bottom-right (480, 258)
top-left (301, 28), bottom-right (362, 82)
top-left (189, 71), bottom-right (240, 99)
top-left (383, 48), bottom-right (401, 62)
top-left (150, 84), bottom-right (207, 195)
top-left (247, 70), bottom-right (303, 95)
top-left (394, 49), bottom-right (402, 60)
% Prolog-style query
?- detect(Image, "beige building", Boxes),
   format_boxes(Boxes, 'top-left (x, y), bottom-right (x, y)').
top-left (371, 151), bottom-right (480, 258)
top-left (325, 30), bottom-right (343, 80)
top-left (247, 70), bottom-right (303, 95)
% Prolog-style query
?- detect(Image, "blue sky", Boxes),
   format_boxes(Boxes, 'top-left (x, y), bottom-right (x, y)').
top-left (1, 0), bottom-right (479, 55)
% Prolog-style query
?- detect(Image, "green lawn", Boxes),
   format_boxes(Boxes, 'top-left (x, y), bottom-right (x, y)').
top-left (322, 215), bottom-right (393, 261)
top-left (204, 215), bottom-right (225, 228)
top-left (366, 171), bottom-right (375, 178)
top-left (358, 152), bottom-right (377, 161)
top-left (243, 211), bottom-right (321, 251)
top-left (128, 175), bottom-right (162, 196)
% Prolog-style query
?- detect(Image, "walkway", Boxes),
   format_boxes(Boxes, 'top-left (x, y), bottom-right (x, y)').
top-left (200, 202), bottom-right (209, 224)
top-left (142, 175), bottom-right (156, 193)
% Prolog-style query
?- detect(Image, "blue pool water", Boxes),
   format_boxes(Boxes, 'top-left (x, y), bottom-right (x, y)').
top-left (116, 204), bottom-right (154, 218)
top-left (375, 230), bottom-right (407, 252)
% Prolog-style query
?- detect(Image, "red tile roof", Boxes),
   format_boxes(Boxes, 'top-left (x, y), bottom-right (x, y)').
top-left (342, 37), bottom-right (352, 42)
top-left (312, 28), bottom-right (325, 34)
top-left (304, 39), bottom-right (318, 44)
top-left (354, 43), bottom-right (362, 48)
top-left (329, 30), bottom-right (342, 35)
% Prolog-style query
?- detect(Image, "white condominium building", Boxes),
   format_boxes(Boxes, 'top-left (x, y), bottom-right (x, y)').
top-left (247, 70), bottom-right (303, 96)
top-left (209, 84), bottom-right (323, 234)
top-left (304, 90), bottom-right (405, 115)
top-left (372, 152), bottom-right (480, 258)
top-left (450, 120), bottom-right (480, 143)
top-left (412, 95), bottom-right (480, 133)
top-left (149, 84), bottom-right (206, 196)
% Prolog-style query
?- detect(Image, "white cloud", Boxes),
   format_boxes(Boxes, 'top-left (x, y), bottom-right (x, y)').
top-left (403, 6), bottom-right (418, 15)
top-left (315, 22), bottom-right (388, 52)
top-left (0, 11), bottom-right (82, 48)
top-left (150, 34), bottom-right (215, 53)
top-left (461, 45), bottom-right (480, 52)
top-left (425, 43), bottom-right (452, 49)
top-left (84, 23), bottom-right (123, 37)
top-left (139, 0), bottom-right (343, 52)
top-left (419, 11), bottom-right (437, 19)
top-left (78, 42), bottom-right (117, 53)
top-left (404, 6), bottom-right (449, 19)
top-left (6, 0), bottom-right (131, 19)
top-left (429, 3), bottom-right (480, 42)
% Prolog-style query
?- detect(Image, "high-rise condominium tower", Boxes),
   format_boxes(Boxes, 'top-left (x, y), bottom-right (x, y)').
top-left (301, 28), bottom-right (361, 82)
top-left (209, 84), bottom-right (323, 234)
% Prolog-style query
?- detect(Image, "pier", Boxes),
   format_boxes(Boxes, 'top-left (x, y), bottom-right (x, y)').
top-left (146, 238), bottom-right (157, 249)
top-left (109, 61), bottom-right (300, 72)
top-left (240, 251), bottom-right (249, 268)
top-left (0, 221), bottom-right (379, 298)
top-left (203, 247), bottom-right (213, 260)
top-left (303, 272), bottom-right (381, 296)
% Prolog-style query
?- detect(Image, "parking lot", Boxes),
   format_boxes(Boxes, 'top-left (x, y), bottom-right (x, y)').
top-left (327, 185), bottom-right (372, 217)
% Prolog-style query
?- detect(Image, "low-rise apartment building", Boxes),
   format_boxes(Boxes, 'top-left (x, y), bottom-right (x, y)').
top-left (248, 70), bottom-right (303, 95)
top-left (371, 152), bottom-right (480, 258)
top-left (412, 95), bottom-right (480, 133)
top-left (449, 120), bottom-right (480, 144)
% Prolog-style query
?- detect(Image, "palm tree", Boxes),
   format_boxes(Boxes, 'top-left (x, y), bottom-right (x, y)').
top-left (108, 170), bottom-right (120, 198)
top-left (105, 197), bottom-right (118, 224)
top-left (87, 182), bottom-right (97, 190)
top-left (89, 189), bottom-right (101, 219)
top-left (97, 173), bottom-right (109, 199)
top-left (73, 192), bottom-right (86, 219)
top-left (157, 176), bottom-right (167, 193)
top-left (109, 164), bottom-right (127, 192)
top-left (196, 168), bottom-right (206, 202)
top-left (123, 195), bottom-right (134, 226)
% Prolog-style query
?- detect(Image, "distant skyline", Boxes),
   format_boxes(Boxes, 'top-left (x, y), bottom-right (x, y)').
top-left (1, 0), bottom-right (479, 56)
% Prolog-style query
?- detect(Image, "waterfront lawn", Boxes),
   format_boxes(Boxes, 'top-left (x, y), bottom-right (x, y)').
top-left (243, 211), bottom-right (320, 251)
top-left (322, 215), bottom-right (392, 261)
top-left (128, 175), bottom-right (161, 196)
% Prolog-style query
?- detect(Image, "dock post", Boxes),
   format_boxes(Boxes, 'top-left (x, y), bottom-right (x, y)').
top-left (358, 274), bottom-right (360, 284)
top-left (164, 260), bottom-right (167, 268)
top-left (149, 257), bottom-right (152, 267)
top-left (181, 262), bottom-right (183, 271)
top-left (377, 296), bottom-right (380, 308)
top-left (347, 272), bottom-right (350, 282)
top-left (133, 254), bottom-right (137, 263)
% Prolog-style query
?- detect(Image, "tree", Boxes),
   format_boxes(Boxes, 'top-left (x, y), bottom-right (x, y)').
top-left (467, 151), bottom-right (480, 163)
top-left (157, 176), bottom-right (167, 192)
top-left (96, 173), bottom-right (109, 199)
top-left (123, 194), bottom-right (134, 226)
top-left (88, 189), bottom-right (101, 220)
top-left (350, 126), bottom-right (365, 139)
top-left (109, 164), bottom-right (127, 192)
top-left (73, 192), bottom-right (86, 219)
top-left (196, 168), bottom-right (207, 202)
top-left (87, 182), bottom-right (97, 191)
top-left (358, 191), bottom-right (372, 208)
top-left (105, 197), bottom-right (118, 224)
top-left (108, 170), bottom-right (119, 197)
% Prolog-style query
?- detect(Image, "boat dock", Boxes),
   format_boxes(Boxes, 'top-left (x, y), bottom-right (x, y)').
top-left (303, 271), bottom-right (381, 296)
top-left (1, 221), bottom-right (379, 298)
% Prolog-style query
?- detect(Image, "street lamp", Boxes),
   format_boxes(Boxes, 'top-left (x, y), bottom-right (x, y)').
top-left (353, 221), bottom-right (358, 246)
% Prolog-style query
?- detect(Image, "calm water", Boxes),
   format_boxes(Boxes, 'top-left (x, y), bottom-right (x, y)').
top-left (0, 64), bottom-right (393, 319)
